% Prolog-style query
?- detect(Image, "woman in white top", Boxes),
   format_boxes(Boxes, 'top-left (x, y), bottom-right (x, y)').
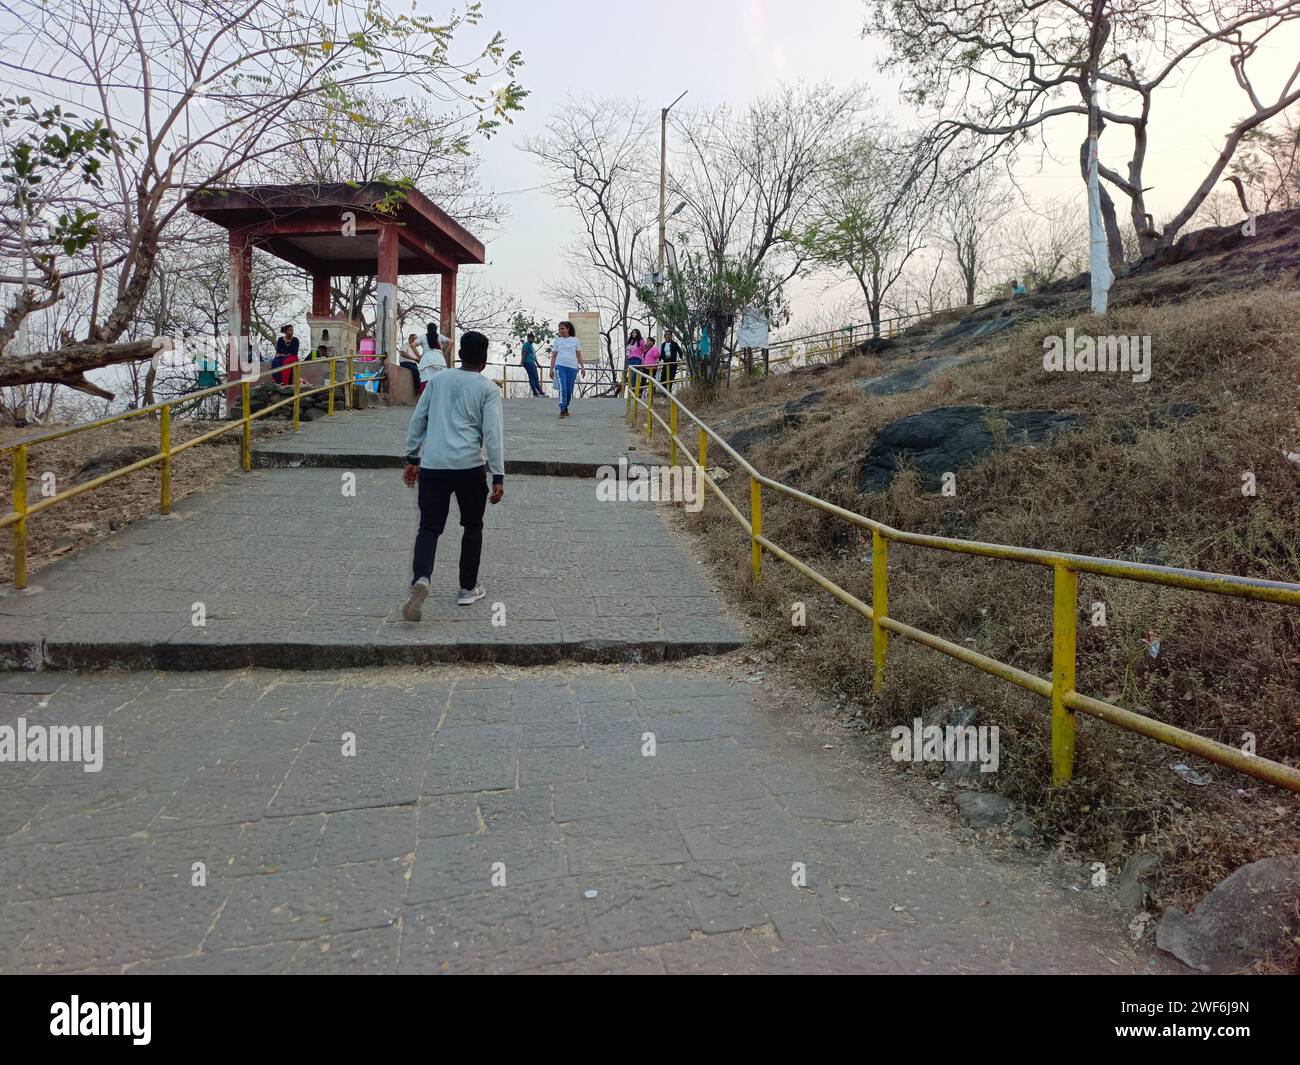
top-left (417, 323), bottom-right (451, 388)
top-left (548, 320), bottom-right (584, 418)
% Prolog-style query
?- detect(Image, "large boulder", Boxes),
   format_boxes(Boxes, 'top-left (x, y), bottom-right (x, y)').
top-left (853, 354), bottom-right (972, 397)
top-left (1156, 856), bottom-right (1300, 973)
top-left (73, 444), bottom-right (156, 484)
top-left (846, 335), bottom-right (899, 358)
top-left (782, 389), bottom-right (827, 419)
top-left (717, 403), bottom-right (785, 456)
top-left (858, 404), bottom-right (1082, 493)
top-left (929, 314), bottom-right (1021, 348)
top-left (719, 391), bottom-right (829, 456)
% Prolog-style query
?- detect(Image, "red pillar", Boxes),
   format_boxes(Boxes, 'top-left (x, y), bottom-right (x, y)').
top-left (311, 273), bottom-right (331, 317)
top-left (440, 268), bottom-right (457, 359)
top-left (227, 228), bottom-right (253, 407)
top-left (376, 223), bottom-right (399, 360)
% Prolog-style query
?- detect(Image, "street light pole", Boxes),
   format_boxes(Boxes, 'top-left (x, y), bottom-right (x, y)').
top-left (658, 91), bottom-right (688, 315)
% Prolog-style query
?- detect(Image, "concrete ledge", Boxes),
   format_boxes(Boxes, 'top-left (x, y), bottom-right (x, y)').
top-left (15, 634), bottom-right (745, 672)
top-left (249, 450), bottom-right (647, 478)
top-left (247, 398), bottom-right (670, 476)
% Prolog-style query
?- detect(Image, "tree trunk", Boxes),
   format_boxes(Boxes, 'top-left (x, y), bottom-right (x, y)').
top-left (92, 225), bottom-right (159, 344)
top-left (1079, 138), bottom-right (1125, 267)
top-left (0, 339), bottom-right (160, 399)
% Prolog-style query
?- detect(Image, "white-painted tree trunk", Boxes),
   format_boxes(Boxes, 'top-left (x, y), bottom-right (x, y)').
top-left (1087, 135), bottom-right (1114, 315)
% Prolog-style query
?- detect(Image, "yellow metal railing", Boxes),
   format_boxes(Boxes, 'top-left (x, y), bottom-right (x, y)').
top-left (2, 354), bottom-right (362, 590)
top-left (733, 314), bottom-right (930, 380)
top-left (623, 366), bottom-right (1300, 794)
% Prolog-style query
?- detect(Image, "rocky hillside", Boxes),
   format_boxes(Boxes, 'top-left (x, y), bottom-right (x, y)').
top-left (675, 207), bottom-right (1300, 969)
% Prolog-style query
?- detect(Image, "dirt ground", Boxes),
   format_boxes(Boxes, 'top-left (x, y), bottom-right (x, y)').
top-left (0, 415), bottom-right (293, 584)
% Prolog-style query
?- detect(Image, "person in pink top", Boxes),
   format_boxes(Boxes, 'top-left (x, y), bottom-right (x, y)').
top-left (625, 328), bottom-right (650, 392)
top-left (642, 336), bottom-right (661, 370)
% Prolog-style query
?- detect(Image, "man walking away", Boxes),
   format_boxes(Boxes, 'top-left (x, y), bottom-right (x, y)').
top-left (401, 330), bottom-right (504, 622)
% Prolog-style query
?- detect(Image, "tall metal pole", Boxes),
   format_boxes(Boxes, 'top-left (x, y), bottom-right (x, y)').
top-left (659, 108), bottom-right (667, 292)
top-left (658, 91), bottom-right (688, 336)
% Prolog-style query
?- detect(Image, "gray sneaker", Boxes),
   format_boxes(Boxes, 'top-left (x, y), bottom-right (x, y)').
top-left (457, 585), bottom-right (486, 606)
top-left (403, 578), bottom-right (430, 621)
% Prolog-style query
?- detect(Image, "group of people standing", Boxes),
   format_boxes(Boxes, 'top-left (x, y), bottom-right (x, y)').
top-left (268, 322), bottom-right (453, 395)
top-left (624, 328), bottom-right (682, 386)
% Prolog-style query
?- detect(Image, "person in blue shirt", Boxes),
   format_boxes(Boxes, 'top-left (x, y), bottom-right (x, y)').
top-left (520, 332), bottom-right (544, 396)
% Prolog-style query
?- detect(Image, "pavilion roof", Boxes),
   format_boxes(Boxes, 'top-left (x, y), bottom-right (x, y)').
top-left (186, 181), bottom-right (485, 276)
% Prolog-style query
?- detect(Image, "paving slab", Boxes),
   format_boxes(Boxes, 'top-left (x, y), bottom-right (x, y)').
top-left (0, 468), bottom-right (742, 671)
top-left (0, 665), bottom-right (1163, 974)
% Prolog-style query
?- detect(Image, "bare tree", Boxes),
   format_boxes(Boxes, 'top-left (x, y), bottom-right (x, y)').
top-left (670, 83), bottom-right (869, 333)
top-left (523, 97), bottom-right (657, 386)
top-left (397, 273), bottom-right (524, 341)
top-left (273, 90), bottom-right (509, 334)
top-left (274, 93), bottom-right (504, 234)
top-left (870, 0), bottom-right (1300, 261)
top-left (1004, 197), bottom-right (1089, 291)
top-left (892, 252), bottom-right (959, 319)
top-left (1232, 103), bottom-right (1300, 212)
top-left (530, 84), bottom-right (869, 382)
top-left (802, 131), bottom-right (930, 336)
top-left (938, 163), bottom-right (1013, 305)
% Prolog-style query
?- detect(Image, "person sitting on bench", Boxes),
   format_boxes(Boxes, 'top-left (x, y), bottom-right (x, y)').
top-left (272, 324), bottom-right (299, 385)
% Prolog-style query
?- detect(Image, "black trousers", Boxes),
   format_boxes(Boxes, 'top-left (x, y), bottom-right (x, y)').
top-left (659, 359), bottom-right (677, 385)
top-left (412, 466), bottom-right (489, 589)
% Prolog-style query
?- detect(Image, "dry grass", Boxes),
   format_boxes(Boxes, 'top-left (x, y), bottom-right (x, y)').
top-left (671, 286), bottom-right (1300, 915)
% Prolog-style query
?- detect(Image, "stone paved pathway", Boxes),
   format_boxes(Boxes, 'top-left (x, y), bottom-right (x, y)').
top-left (0, 471), bottom-right (741, 670)
top-left (0, 394), bottom-right (1163, 973)
top-left (0, 400), bottom-right (737, 670)
top-left (0, 665), bottom-right (1155, 974)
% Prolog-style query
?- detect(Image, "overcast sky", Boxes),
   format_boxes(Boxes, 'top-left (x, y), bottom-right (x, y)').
top-left (465, 0), bottom-right (1300, 330)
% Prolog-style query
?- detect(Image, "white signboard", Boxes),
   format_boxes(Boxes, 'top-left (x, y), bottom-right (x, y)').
top-left (736, 307), bottom-right (769, 348)
top-left (568, 310), bottom-right (602, 369)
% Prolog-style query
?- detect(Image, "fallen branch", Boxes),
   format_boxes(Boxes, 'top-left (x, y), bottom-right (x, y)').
top-left (0, 340), bottom-right (160, 401)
